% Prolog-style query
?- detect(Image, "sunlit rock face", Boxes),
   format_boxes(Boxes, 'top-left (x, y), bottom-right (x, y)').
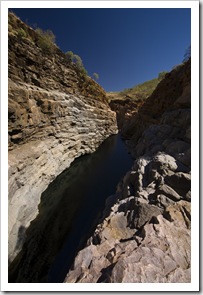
top-left (8, 12), bottom-right (118, 263)
top-left (65, 60), bottom-right (191, 283)
top-left (109, 59), bottom-right (191, 146)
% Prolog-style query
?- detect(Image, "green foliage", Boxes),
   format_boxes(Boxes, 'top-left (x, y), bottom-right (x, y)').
top-left (92, 73), bottom-right (99, 80)
top-left (80, 66), bottom-right (88, 76)
top-left (35, 28), bottom-right (55, 43)
top-left (65, 50), bottom-right (74, 61)
top-left (35, 28), bottom-right (56, 53)
top-left (117, 72), bottom-right (168, 102)
top-left (120, 78), bottom-right (159, 99)
top-left (17, 28), bottom-right (27, 39)
top-left (73, 54), bottom-right (83, 68)
top-left (65, 51), bottom-right (88, 75)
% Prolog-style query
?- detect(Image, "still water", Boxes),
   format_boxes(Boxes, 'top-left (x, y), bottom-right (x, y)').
top-left (9, 134), bottom-right (132, 283)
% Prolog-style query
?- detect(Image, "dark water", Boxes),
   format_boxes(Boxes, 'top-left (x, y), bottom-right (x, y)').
top-left (9, 134), bottom-right (132, 283)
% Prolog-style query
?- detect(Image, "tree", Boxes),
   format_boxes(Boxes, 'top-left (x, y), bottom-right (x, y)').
top-left (73, 54), bottom-right (83, 68)
top-left (92, 73), bottom-right (99, 80)
top-left (65, 51), bottom-right (88, 75)
top-left (183, 45), bottom-right (191, 62)
top-left (35, 28), bottom-right (56, 53)
top-left (65, 51), bottom-right (74, 61)
top-left (35, 28), bottom-right (55, 44)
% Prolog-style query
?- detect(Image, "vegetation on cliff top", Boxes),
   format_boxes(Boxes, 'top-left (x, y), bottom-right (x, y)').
top-left (107, 71), bottom-right (168, 103)
top-left (107, 44), bottom-right (190, 104)
top-left (8, 11), bottom-right (99, 83)
top-left (65, 51), bottom-right (88, 76)
top-left (8, 11), bottom-right (106, 103)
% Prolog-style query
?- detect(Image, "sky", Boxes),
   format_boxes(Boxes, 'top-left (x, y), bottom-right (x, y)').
top-left (10, 8), bottom-right (191, 92)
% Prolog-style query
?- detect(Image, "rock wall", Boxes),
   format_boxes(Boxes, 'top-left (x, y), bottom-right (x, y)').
top-left (65, 60), bottom-right (191, 283)
top-left (109, 60), bottom-right (190, 145)
top-left (8, 13), bottom-right (118, 263)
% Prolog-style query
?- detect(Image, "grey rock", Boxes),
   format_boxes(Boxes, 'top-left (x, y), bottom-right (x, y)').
top-left (151, 153), bottom-right (178, 173)
top-left (127, 202), bottom-right (162, 229)
top-left (165, 172), bottom-right (191, 197)
top-left (8, 35), bottom-right (118, 263)
top-left (165, 140), bottom-right (190, 156)
top-left (65, 201), bottom-right (191, 283)
top-left (154, 194), bottom-right (175, 209)
top-left (153, 184), bottom-right (181, 202)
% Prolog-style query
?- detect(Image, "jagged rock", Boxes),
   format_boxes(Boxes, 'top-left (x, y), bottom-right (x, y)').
top-left (164, 200), bottom-right (191, 227)
top-left (9, 12), bottom-right (191, 284)
top-left (65, 150), bottom-right (191, 283)
top-left (65, 59), bottom-right (191, 283)
top-left (8, 13), bottom-right (118, 263)
top-left (99, 212), bottom-right (135, 241)
top-left (127, 202), bottom-right (162, 229)
top-left (151, 184), bottom-right (181, 202)
top-left (165, 172), bottom-right (191, 198)
top-left (154, 194), bottom-right (175, 209)
top-left (65, 199), bottom-right (191, 283)
top-left (174, 83), bottom-right (191, 107)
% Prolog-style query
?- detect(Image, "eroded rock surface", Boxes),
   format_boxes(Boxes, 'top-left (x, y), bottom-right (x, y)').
top-left (65, 60), bottom-right (191, 283)
top-left (8, 13), bottom-right (118, 263)
top-left (64, 153), bottom-right (191, 283)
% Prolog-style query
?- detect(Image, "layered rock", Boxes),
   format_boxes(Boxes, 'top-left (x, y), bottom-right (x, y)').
top-left (65, 60), bottom-right (191, 283)
top-left (8, 13), bottom-right (118, 263)
top-left (109, 60), bottom-right (190, 144)
top-left (109, 98), bottom-right (144, 130)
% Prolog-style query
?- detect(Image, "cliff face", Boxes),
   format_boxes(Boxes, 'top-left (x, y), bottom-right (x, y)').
top-left (65, 60), bottom-right (191, 283)
top-left (116, 60), bottom-right (191, 147)
top-left (8, 13), bottom-right (118, 263)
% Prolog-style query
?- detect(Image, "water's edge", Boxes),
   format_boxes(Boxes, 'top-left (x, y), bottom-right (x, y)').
top-left (8, 134), bottom-right (132, 283)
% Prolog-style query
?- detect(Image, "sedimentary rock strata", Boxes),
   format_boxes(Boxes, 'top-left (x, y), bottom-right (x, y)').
top-left (65, 60), bottom-right (191, 283)
top-left (8, 12), bottom-right (191, 284)
top-left (8, 13), bottom-right (117, 263)
top-left (110, 59), bottom-right (191, 143)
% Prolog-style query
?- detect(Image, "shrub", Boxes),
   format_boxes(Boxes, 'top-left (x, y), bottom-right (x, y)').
top-left (80, 66), bottom-right (88, 76)
top-left (73, 54), bottom-right (83, 68)
top-left (35, 28), bottom-right (56, 53)
top-left (92, 73), bottom-right (99, 80)
top-left (65, 50), bottom-right (74, 61)
top-left (35, 28), bottom-right (55, 43)
top-left (65, 51), bottom-right (88, 75)
top-left (17, 28), bottom-right (27, 39)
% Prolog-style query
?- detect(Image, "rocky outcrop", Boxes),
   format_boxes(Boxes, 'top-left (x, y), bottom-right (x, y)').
top-left (109, 60), bottom-right (191, 144)
top-left (65, 60), bottom-right (191, 283)
top-left (109, 98), bottom-right (144, 130)
top-left (8, 13), bottom-right (118, 263)
top-left (65, 154), bottom-right (191, 283)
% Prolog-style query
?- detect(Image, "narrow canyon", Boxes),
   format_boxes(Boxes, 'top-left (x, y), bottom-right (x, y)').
top-left (8, 12), bottom-right (191, 283)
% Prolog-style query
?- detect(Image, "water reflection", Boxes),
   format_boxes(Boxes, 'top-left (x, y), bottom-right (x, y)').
top-left (8, 134), bottom-right (132, 283)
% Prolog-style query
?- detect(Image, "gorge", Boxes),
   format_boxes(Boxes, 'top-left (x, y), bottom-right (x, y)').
top-left (9, 134), bottom-right (132, 283)
top-left (8, 12), bottom-right (191, 284)
top-left (8, 11), bottom-right (117, 266)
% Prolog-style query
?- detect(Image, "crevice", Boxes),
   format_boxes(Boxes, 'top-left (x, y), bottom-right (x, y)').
top-left (149, 216), bottom-right (160, 224)
top-left (97, 262), bottom-right (117, 283)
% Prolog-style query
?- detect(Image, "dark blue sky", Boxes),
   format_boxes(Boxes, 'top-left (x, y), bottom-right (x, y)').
top-left (10, 8), bottom-right (191, 92)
